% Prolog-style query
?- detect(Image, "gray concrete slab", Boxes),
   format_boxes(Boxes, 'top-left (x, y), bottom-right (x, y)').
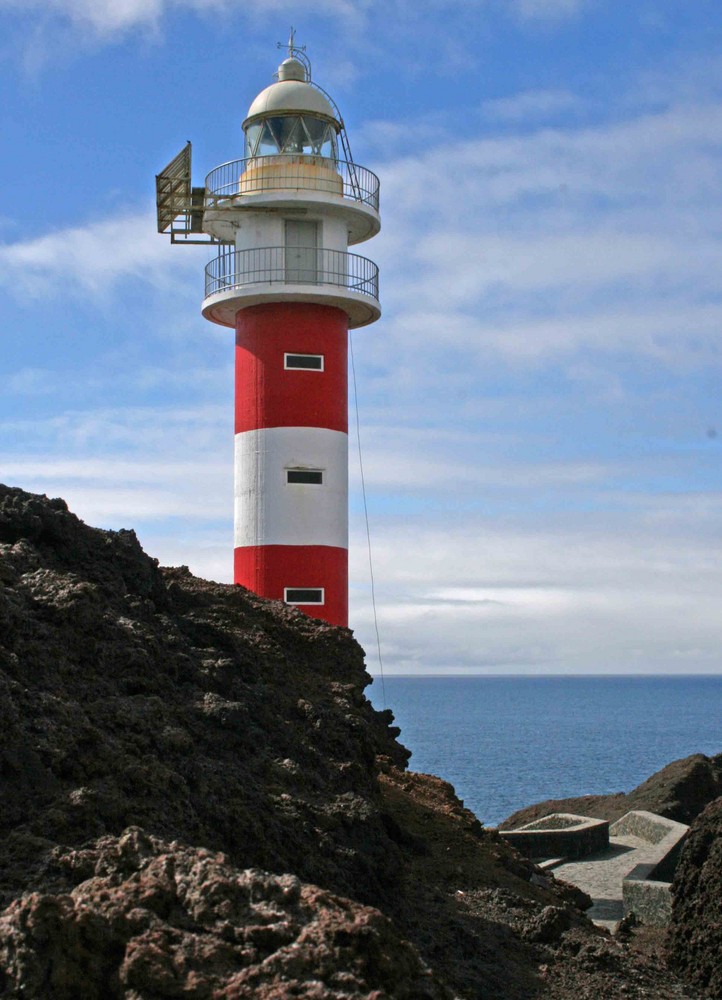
top-left (552, 834), bottom-right (665, 932)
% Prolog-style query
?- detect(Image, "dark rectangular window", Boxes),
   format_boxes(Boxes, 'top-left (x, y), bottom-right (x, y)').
top-left (284, 353), bottom-right (324, 371)
top-left (286, 469), bottom-right (323, 485)
top-left (284, 588), bottom-right (325, 605)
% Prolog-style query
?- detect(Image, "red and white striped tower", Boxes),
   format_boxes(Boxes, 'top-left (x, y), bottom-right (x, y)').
top-left (198, 43), bottom-right (380, 627)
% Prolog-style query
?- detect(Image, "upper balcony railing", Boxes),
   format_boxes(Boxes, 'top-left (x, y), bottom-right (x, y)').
top-left (205, 246), bottom-right (379, 303)
top-left (204, 156), bottom-right (380, 212)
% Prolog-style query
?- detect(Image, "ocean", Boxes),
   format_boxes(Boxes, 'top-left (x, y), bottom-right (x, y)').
top-left (367, 675), bottom-right (722, 827)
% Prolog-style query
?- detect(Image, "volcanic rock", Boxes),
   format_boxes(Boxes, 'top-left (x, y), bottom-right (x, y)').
top-left (499, 753), bottom-right (722, 830)
top-left (668, 796), bottom-right (722, 999)
top-left (0, 827), bottom-right (448, 999)
top-left (0, 484), bottom-right (407, 911)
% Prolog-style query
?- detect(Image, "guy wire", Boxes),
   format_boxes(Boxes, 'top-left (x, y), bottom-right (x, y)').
top-left (349, 331), bottom-right (386, 709)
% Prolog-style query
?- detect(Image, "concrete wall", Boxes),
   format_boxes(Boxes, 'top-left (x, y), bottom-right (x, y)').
top-left (500, 814), bottom-right (609, 860)
top-left (622, 864), bottom-right (673, 928)
top-left (616, 812), bottom-right (690, 927)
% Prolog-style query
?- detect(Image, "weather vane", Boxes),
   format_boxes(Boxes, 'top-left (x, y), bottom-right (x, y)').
top-left (276, 27), bottom-right (311, 80)
top-left (278, 27), bottom-right (306, 59)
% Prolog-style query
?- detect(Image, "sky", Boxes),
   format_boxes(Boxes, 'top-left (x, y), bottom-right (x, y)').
top-left (1, 0), bottom-right (722, 675)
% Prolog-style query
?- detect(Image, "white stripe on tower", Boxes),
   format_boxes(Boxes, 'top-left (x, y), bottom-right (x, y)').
top-left (234, 426), bottom-right (348, 549)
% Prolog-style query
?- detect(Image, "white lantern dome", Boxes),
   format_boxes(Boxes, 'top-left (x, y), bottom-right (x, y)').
top-left (243, 60), bottom-right (339, 129)
top-left (242, 57), bottom-right (341, 160)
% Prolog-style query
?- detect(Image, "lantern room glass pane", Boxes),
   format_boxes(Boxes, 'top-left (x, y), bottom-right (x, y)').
top-left (301, 117), bottom-right (337, 158)
top-left (245, 123), bottom-right (262, 157)
top-left (245, 115), bottom-right (339, 160)
top-left (272, 116), bottom-right (305, 153)
top-left (257, 121), bottom-right (281, 155)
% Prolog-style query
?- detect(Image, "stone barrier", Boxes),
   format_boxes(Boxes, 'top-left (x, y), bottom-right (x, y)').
top-left (615, 811), bottom-right (689, 927)
top-left (622, 864), bottom-right (673, 927)
top-left (499, 813), bottom-right (610, 860)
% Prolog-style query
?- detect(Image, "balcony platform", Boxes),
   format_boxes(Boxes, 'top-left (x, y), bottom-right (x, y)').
top-left (203, 156), bottom-right (380, 245)
top-left (202, 245), bottom-right (380, 329)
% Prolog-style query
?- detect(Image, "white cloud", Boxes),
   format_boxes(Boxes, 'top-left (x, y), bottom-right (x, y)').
top-left (0, 210), bottom-right (201, 301)
top-left (0, 455), bottom-right (227, 488)
top-left (350, 426), bottom-right (630, 493)
top-left (4, 368), bottom-right (57, 396)
top-left (348, 510), bottom-right (722, 673)
top-left (509, 0), bottom-right (588, 21)
top-left (377, 301), bottom-right (722, 371)
top-left (0, 0), bottom-right (364, 37)
top-left (369, 99), bottom-right (722, 372)
top-left (0, 447), bottom-right (231, 521)
top-left (1, 362), bottom-right (232, 400)
top-left (414, 229), bottom-right (722, 301)
top-left (0, 401), bottom-right (231, 454)
top-left (482, 89), bottom-right (584, 121)
top-left (0, 444), bottom-right (234, 591)
top-left (142, 532), bottom-right (233, 580)
top-left (0, 447), bottom-right (235, 580)
top-left (378, 103), bottom-right (722, 222)
top-left (51, 0), bottom-right (166, 34)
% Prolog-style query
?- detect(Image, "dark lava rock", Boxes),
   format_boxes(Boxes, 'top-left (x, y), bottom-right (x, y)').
top-left (668, 797), bottom-right (722, 999)
top-left (522, 905), bottom-right (572, 944)
top-left (0, 483), bottom-right (408, 913)
top-left (499, 753), bottom-right (722, 829)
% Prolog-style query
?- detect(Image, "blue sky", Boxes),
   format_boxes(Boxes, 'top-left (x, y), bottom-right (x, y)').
top-left (2, 0), bottom-right (722, 674)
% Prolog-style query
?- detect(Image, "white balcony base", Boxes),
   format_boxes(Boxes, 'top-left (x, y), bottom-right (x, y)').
top-left (202, 282), bottom-right (380, 329)
top-left (204, 191), bottom-right (380, 246)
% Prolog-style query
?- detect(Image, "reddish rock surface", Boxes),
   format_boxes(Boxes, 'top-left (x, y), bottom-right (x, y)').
top-left (0, 485), bottom-right (707, 998)
top-left (0, 827), bottom-right (448, 999)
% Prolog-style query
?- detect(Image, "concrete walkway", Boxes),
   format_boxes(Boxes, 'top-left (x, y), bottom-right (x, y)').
top-left (550, 833), bottom-right (665, 931)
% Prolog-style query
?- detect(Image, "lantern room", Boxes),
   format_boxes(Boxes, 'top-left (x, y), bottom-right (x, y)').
top-left (243, 57), bottom-right (340, 161)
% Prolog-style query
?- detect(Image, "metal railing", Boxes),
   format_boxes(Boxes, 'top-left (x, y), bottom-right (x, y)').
top-left (204, 156), bottom-right (380, 212)
top-left (205, 246), bottom-right (379, 302)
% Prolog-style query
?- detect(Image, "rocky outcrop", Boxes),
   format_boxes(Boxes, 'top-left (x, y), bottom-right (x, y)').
top-left (0, 484), bottom-right (407, 912)
top-left (499, 754), bottom-right (722, 830)
top-left (668, 797), bottom-right (722, 999)
top-left (0, 485), bottom-right (706, 998)
top-left (0, 827), bottom-right (449, 999)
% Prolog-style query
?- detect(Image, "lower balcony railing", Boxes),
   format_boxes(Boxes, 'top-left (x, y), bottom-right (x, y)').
top-left (205, 246), bottom-right (379, 302)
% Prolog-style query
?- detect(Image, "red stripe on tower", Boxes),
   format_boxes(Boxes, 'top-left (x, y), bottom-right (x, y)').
top-left (235, 303), bottom-right (348, 434)
top-left (234, 545), bottom-right (348, 626)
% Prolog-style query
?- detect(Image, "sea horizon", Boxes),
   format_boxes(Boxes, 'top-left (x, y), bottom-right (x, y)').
top-left (367, 674), bottom-right (722, 826)
top-left (369, 671), bottom-right (722, 677)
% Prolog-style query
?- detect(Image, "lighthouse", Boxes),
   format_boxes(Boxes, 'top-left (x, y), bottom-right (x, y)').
top-left (156, 38), bottom-right (381, 627)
